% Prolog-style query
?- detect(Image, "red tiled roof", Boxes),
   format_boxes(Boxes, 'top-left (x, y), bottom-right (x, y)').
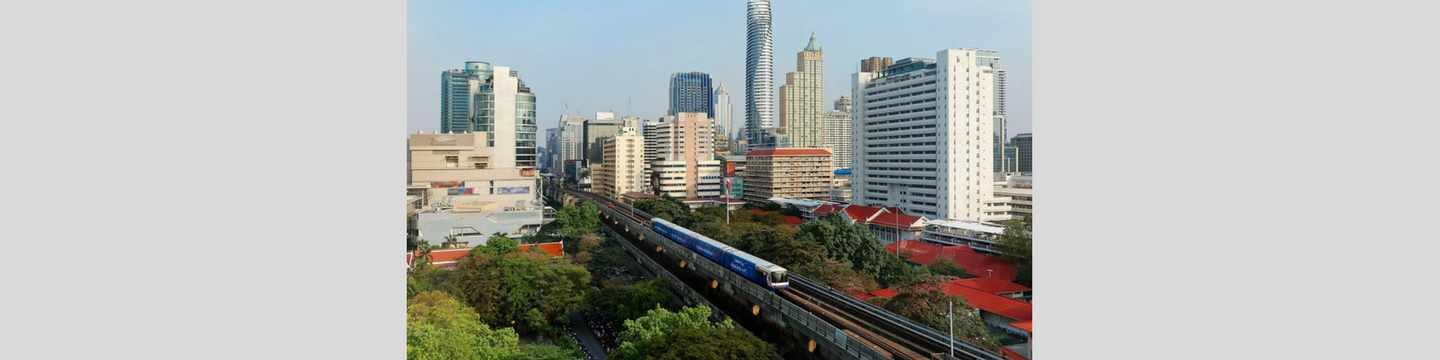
top-left (813, 204), bottom-right (844, 217)
top-left (885, 240), bottom-right (1017, 281)
top-left (939, 281), bottom-right (1032, 322)
top-left (1011, 320), bottom-right (1033, 333)
top-left (870, 288), bottom-right (898, 299)
top-left (1002, 346), bottom-right (1029, 360)
top-left (868, 211), bottom-right (924, 228)
top-left (844, 205), bottom-right (886, 222)
top-left (518, 241), bottom-right (565, 258)
top-left (949, 277), bottom-right (1031, 296)
top-left (746, 147), bottom-right (832, 157)
top-left (782, 215), bottom-right (804, 226)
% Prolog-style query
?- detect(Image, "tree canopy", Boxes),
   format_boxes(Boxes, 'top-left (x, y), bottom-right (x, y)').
top-left (592, 279), bottom-right (675, 322)
top-left (998, 216), bottom-right (1032, 285)
top-left (612, 306), bottom-right (776, 360)
top-left (406, 291), bottom-right (520, 360)
top-left (874, 283), bottom-right (1001, 351)
top-left (453, 250), bottom-right (592, 337)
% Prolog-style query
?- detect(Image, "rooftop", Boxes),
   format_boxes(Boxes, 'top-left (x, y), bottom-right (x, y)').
top-left (885, 240), bottom-right (1017, 281)
top-left (747, 147), bottom-right (832, 157)
top-left (926, 218), bottom-right (1006, 235)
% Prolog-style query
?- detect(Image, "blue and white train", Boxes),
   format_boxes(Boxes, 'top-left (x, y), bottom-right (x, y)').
top-left (650, 218), bottom-right (790, 289)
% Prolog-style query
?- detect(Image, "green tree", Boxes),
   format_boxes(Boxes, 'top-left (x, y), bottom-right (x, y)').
top-left (877, 283), bottom-right (1002, 352)
top-left (613, 306), bottom-right (776, 360)
top-left (634, 195), bottom-right (690, 225)
top-left (998, 216), bottom-right (1032, 285)
top-left (793, 258), bottom-right (879, 292)
top-left (475, 234), bottom-right (519, 256)
top-left (407, 291), bottom-right (520, 360)
top-left (593, 279), bottom-right (675, 321)
top-left (505, 343), bottom-right (581, 360)
top-left (640, 326), bottom-right (779, 360)
top-left (927, 260), bottom-right (970, 277)
top-left (453, 251), bottom-right (592, 337)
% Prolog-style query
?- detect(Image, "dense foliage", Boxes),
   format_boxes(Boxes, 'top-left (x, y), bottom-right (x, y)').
top-left (612, 306), bottom-right (777, 360)
top-left (592, 279), bottom-right (675, 322)
top-left (452, 245), bottom-right (591, 337)
top-left (872, 283), bottom-right (1002, 351)
top-left (998, 216), bottom-right (1032, 285)
top-left (406, 291), bottom-right (520, 360)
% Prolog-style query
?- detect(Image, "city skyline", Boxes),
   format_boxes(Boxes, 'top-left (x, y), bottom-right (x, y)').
top-left (407, 0), bottom-right (1031, 139)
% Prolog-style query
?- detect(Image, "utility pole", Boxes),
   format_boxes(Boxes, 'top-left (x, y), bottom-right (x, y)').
top-left (948, 299), bottom-right (955, 357)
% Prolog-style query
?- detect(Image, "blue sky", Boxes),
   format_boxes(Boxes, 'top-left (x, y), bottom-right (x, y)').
top-left (408, 0), bottom-right (1031, 138)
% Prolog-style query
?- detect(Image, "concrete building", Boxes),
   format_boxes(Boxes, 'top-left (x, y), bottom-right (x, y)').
top-left (438, 61), bottom-right (537, 168)
top-left (984, 176), bottom-right (1033, 223)
top-left (778, 33), bottom-right (826, 149)
top-left (557, 115), bottom-right (586, 176)
top-left (543, 127), bottom-right (559, 173)
top-left (825, 96), bottom-right (853, 170)
top-left (583, 115), bottom-right (625, 168)
top-left (830, 169), bottom-right (853, 202)
top-left (745, 0), bottom-right (775, 146)
top-left (714, 82), bottom-right (733, 150)
top-left (669, 72), bottom-right (714, 117)
top-left (593, 127), bottom-right (645, 200)
top-left (852, 50), bottom-right (995, 221)
top-left (860, 56), bottom-right (893, 73)
top-left (408, 132), bottom-right (545, 247)
top-left (648, 113), bottom-right (722, 199)
top-left (742, 148), bottom-right (833, 205)
top-left (922, 218), bottom-right (1006, 255)
top-left (1011, 132), bottom-right (1032, 174)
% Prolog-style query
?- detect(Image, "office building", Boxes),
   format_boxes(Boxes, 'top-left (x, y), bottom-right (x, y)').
top-left (438, 61), bottom-right (537, 168)
top-left (648, 112), bottom-right (722, 199)
top-left (543, 128), bottom-right (559, 173)
top-left (971, 50), bottom-right (1008, 176)
top-left (1003, 143), bottom-right (1020, 174)
top-left (778, 33), bottom-right (826, 148)
top-left (745, 0), bottom-right (775, 146)
top-left (407, 132), bottom-right (546, 244)
top-left (984, 175), bottom-right (1033, 223)
top-left (583, 114), bottom-right (625, 168)
top-left (825, 96), bottom-right (853, 170)
top-left (860, 56), bottom-right (894, 73)
top-left (669, 72), bottom-right (714, 118)
top-left (714, 82), bottom-right (733, 152)
top-left (593, 127), bottom-right (645, 200)
top-left (742, 148), bottom-right (833, 205)
top-left (852, 49), bottom-right (996, 221)
top-left (1012, 133), bottom-right (1032, 174)
top-left (557, 115), bottom-right (586, 176)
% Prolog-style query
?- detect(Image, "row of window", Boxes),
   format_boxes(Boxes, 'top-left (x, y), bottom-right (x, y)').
top-left (865, 97), bottom-right (937, 112)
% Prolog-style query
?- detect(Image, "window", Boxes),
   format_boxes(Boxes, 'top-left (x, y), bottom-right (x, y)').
top-left (445, 156), bottom-right (459, 168)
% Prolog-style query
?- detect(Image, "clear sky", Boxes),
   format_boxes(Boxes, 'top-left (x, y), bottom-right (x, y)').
top-left (408, 0), bottom-right (1031, 139)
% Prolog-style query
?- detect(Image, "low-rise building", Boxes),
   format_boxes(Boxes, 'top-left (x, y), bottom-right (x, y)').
top-left (810, 202), bottom-right (926, 244)
top-left (593, 127), bottom-right (645, 200)
top-left (984, 176), bottom-right (1033, 223)
top-left (742, 148), bottom-right (834, 206)
top-left (922, 218), bottom-right (1007, 255)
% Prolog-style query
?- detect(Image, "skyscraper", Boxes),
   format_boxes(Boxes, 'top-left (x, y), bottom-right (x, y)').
top-left (860, 56), bottom-right (893, 73)
top-left (779, 33), bottom-right (826, 148)
top-left (583, 114), bottom-right (625, 168)
top-left (714, 82), bottom-right (732, 145)
top-left (557, 115), bottom-right (586, 177)
top-left (647, 113), bottom-right (722, 200)
top-left (971, 50), bottom-right (1008, 175)
top-left (852, 50), bottom-right (995, 221)
top-left (439, 61), bottom-right (537, 168)
top-left (824, 96), bottom-right (853, 170)
top-left (745, 0), bottom-right (775, 146)
top-left (669, 72), bottom-right (714, 118)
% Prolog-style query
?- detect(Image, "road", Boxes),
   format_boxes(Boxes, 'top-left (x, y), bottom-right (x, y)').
top-left (569, 312), bottom-right (607, 360)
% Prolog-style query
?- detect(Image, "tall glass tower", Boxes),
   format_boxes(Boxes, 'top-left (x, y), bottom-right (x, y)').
top-left (745, 0), bottom-right (775, 147)
top-left (668, 72), bottom-right (714, 117)
top-left (441, 61), bottom-right (537, 168)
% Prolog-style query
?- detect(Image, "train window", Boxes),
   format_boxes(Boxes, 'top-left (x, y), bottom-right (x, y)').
top-left (769, 270), bottom-right (789, 284)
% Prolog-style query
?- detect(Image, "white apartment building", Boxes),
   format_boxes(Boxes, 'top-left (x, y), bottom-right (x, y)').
top-left (852, 49), bottom-right (995, 221)
top-left (825, 96), bottom-right (853, 170)
top-left (645, 112), bottom-right (722, 199)
top-left (593, 127), bottom-right (645, 200)
top-left (984, 177), bottom-right (1033, 223)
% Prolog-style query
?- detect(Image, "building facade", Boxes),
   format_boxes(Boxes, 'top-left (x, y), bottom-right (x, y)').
top-left (742, 148), bottom-right (834, 205)
top-left (439, 61), bottom-right (538, 168)
top-left (779, 33), bottom-right (826, 149)
top-left (647, 113), bottom-right (722, 199)
top-left (593, 127), bottom-right (645, 200)
top-left (557, 115), bottom-right (586, 176)
top-left (825, 96), bottom-right (853, 170)
top-left (407, 132), bottom-right (543, 209)
top-left (583, 115), bottom-right (625, 168)
top-left (852, 50), bottom-right (996, 221)
top-left (745, 0), bottom-right (775, 146)
top-left (860, 56), bottom-right (894, 73)
top-left (669, 72), bottom-right (714, 118)
top-left (714, 82), bottom-right (732, 153)
top-left (984, 184), bottom-right (1032, 223)
top-left (1011, 132), bottom-right (1032, 174)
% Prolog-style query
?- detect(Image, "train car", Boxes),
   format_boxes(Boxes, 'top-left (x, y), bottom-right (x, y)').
top-left (651, 218), bottom-right (789, 289)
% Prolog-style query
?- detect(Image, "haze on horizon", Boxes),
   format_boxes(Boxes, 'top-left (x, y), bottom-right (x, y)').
top-left (408, 0), bottom-right (1032, 138)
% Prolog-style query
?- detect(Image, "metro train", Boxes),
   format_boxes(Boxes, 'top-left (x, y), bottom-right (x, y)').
top-left (650, 218), bottom-right (790, 289)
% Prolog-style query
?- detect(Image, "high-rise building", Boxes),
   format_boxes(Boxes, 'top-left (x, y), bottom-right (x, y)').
top-left (669, 72), bottom-right (714, 118)
top-left (647, 112), bottom-right (722, 199)
top-left (852, 50), bottom-right (995, 221)
top-left (742, 148), bottom-right (834, 205)
top-left (714, 82), bottom-right (732, 150)
top-left (860, 56), bottom-right (893, 73)
top-left (593, 127), bottom-right (645, 200)
top-left (583, 115), bottom-right (625, 168)
top-left (544, 128), bottom-right (559, 173)
top-left (439, 61), bottom-right (539, 168)
top-left (557, 115), bottom-right (586, 176)
top-left (745, 0), bottom-right (775, 146)
top-left (972, 50), bottom-right (1008, 176)
top-left (824, 96), bottom-right (853, 170)
top-left (1012, 133), bottom-right (1032, 174)
top-left (1003, 143), bottom-right (1019, 174)
top-left (779, 33), bottom-right (826, 149)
